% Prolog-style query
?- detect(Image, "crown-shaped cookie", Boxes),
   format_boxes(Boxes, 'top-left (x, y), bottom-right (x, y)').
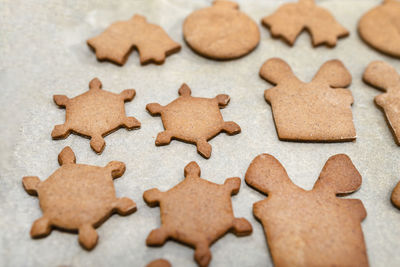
top-left (260, 58), bottom-right (356, 142)
top-left (245, 154), bottom-right (368, 267)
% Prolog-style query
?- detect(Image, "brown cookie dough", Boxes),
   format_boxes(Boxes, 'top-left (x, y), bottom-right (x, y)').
top-left (260, 58), bottom-right (356, 142)
top-left (183, 0), bottom-right (260, 60)
top-left (363, 61), bottom-right (400, 145)
top-left (52, 78), bottom-right (140, 154)
top-left (143, 161), bottom-right (252, 267)
top-left (391, 181), bottom-right (400, 208)
top-left (22, 147), bottom-right (136, 250)
top-left (88, 14), bottom-right (181, 65)
top-left (245, 154), bottom-right (368, 267)
top-left (358, 0), bottom-right (400, 58)
top-left (262, 0), bottom-right (349, 47)
top-left (146, 259), bottom-right (171, 267)
top-left (146, 83), bottom-right (241, 159)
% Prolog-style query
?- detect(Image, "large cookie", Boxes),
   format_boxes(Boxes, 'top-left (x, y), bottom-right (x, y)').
top-left (358, 0), bottom-right (400, 58)
top-left (260, 58), bottom-right (356, 142)
top-left (183, 0), bottom-right (260, 60)
top-left (262, 0), bottom-right (348, 47)
top-left (146, 83), bottom-right (241, 158)
top-left (52, 78), bottom-right (140, 154)
top-left (22, 147), bottom-right (136, 250)
top-left (245, 154), bottom-right (368, 267)
top-left (143, 161), bottom-right (252, 267)
top-left (363, 61), bottom-right (400, 145)
top-left (88, 14), bottom-right (181, 65)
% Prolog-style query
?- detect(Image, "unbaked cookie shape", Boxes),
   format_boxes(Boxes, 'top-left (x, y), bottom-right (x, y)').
top-left (260, 58), bottom-right (356, 142)
top-left (146, 83), bottom-right (241, 158)
top-left (88, 14), bottom-right (181, 65)
top-left (363, 61), bottom-right (400, 145)
top-left (183, 0), bottom-right (260, 60)
top-left (358, 0), bottom-right (400, 58)
top-left (143, 161), bottom-right (252, 267)
top-left (22, 147), bottom-right (136, 250)
top-left (52, 78), bottom-right (140, 154)
top-left (245, 154), bottom-right (368, 267)
top-left (262, 0), bottom-right (349, 47)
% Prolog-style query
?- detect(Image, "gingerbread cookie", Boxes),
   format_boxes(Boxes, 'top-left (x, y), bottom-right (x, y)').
top-left (146, 259), bottom-right (171, 267)
top-left (52, 78), bottom-right (140, 154)
top-left (143, 161), bottom-right (252, 267)
top-left (183, 0), bottom-right (260, 60)
top-left (358, 0), bottom-right (400, 58)
top-left (87, 14), bottom-right (181, 65)
top-left (146, 83), bottom-right (240, 158)
top-left (245, 154), bottom-right (368, 267)
top-left (391, 181), bottom-right (400, 208)
top-left (262, 0), bottom-right (348, 47)
top-left (22, 147), bottom-right (136, 250)
top-left (363, 61), bottom-right (400, 145)
top-left (260, 58), bottom-right (356, 142)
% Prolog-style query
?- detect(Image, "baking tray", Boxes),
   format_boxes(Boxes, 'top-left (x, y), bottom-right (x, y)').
top-left (1, 0), bottom-right (399, 266)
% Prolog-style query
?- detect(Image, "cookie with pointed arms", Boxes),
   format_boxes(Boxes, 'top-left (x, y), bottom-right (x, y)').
top-left (22, 147), bottom-right (136, 250)
top-left (262, 0), bottom-right (348, 47)
top-left (183, 0), bottom-right (259, 60)
top-left (146, 83), bottom-right (241, 158)
top-left (143, 161), bottom-right (252, 267)
top-left (88, 14), bottom-right (181, 65)
top-left (52, 78), bottom-right (140, 154)
top-left (363, 61), bottom-right (400, 145)
top-left (260, 58), bottom-right (356, 142)
top-left (358, 0), bottom-right (400, 58)
top-left (245, 154), bottom-right (368, 267)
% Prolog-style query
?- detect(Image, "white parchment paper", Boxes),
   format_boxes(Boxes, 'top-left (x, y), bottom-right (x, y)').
top-left (0, 0), bottom-right (399, 266)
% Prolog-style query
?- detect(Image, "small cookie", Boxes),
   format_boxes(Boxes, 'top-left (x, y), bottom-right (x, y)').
top-left (245, 154), bottom-right (368, 267)
top-left (260, 58), bottom-right (356, 142)
top-left (52, 78), bottom-right (140, 154)
top-left (363, 61), bottom-right (400, 145)
top-left (391, 181), bottom-right (400, 208)
top-left (262, 0), bottom-right (349, 47)
top-left (146, 259), bottom-right (171, 267)
top-left (87, 14), bottom-right (181, 65)
top-left (183, 0), bottom-right (260, 60)
top-left (22, 147), bottom-right (136, 250)
top-left (358, 0), bottom-right (400, 58)
top-left (143, 161), bottom-right (252, 267)
top-left (146, 83), bottom-right (241, 158)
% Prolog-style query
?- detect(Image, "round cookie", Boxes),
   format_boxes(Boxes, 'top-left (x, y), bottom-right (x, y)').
top-left (183, 0), bottom-right (260, 60)
top-left (358, 0), bottom-right (400, 58)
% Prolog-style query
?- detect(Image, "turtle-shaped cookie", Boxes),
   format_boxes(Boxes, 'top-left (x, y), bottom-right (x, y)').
top-left (52, 78), bottom-right (141, 154)
top-left (146, 83), bottom-right (241, 158)
top-left (22, 146), bottom-right (136, 250)
top-left (143, 161), bottom-right (252, 267)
